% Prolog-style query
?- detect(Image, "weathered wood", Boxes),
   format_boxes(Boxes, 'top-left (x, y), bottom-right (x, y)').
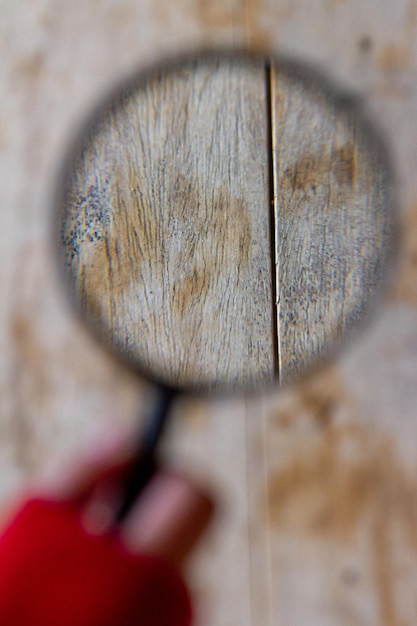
top-left (61, 56), bottom-right (396, 393)
top-left (3, 2), bottom-right (417, 626)
top-left (61, 57), bottom-right (275, 391)
top-left (271, 64), bottom-right (394, 380)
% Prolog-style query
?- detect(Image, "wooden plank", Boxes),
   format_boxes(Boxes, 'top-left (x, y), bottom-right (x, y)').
top-left (167, 396), bottom-right (255, 626)
top-left (4, 3), bottom-right (417, 626)
top-left (271, 63), bottom-right (394, 381)
top-left (61, 56), bottom-right (275, 391)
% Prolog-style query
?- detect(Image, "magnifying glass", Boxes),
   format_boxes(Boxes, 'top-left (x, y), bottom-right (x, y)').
top-left (55, 50), bottom-right (397, 523)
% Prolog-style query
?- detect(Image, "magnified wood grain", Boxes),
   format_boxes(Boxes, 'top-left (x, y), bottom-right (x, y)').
top-left (271, 65), bottom-right (394, 380)
top-left (61, 57), bottom-right (275, 390)
top-left (61, 55), bottom-right (395, 391)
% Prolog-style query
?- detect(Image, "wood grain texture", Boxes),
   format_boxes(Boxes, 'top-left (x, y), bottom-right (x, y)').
top-left (271, 64), bottom-right (395, 380)
top-left (3, 2), bottom-right (417, 626)
top-left (61, 57), bottom-right (396, 390)
top-left (61, 57), bottom-right (275, 390)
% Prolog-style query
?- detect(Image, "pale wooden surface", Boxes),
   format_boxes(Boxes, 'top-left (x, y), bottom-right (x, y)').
top-left (61, 57), bottom-right (275, 390)
top-left (1, 2), bottom-right (417, 626)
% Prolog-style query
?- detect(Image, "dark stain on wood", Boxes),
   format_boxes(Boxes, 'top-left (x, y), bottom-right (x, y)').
top-left (269, 421), bottom-right (386, 539)
top-left (358, 35), bottom-right (373, 54)
top-left (341, 567), bottom-right (361, 586)
top-left (377, 45), bottom-right (411, 73)
top-left (60, 57), bottom-right (274, 388)
top-left (282, 141), bottom-right (357, 196)
top-left (393, 200), bottom-right (417, 307)
top-left (68, 171), bottom-right (252, 322)
top-left (15, 51), bottom-right (44, 82)
top-left (9, 248), bottom-right (51, 470)
top-left (268, 372), bottom-right (417, 625)
top-left (299, 387), bottom-right (337, 429)
top-left (274, 64), bottom-right (395, 382)
top-left (168, 173), bottom-right (253, 278)
top-left (376, 1), bottom-right (416, 76)
top-left (243, 0), bottom-right (276, 50)
top-left (194, 0), bottom-right (234, 28)
top-left (273, 371), bottom-right (342, 431)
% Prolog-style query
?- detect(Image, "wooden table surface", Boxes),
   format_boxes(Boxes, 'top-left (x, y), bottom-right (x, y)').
top-left (1, 2), bottom-right (417, 625)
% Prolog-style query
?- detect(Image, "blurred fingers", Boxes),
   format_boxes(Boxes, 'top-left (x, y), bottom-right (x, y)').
top-left (120, 472), bottom-right (215, 567)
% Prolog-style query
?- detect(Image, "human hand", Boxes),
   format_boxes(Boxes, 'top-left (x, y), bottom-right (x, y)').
top-left (0, 428), bottom-right (215, 626)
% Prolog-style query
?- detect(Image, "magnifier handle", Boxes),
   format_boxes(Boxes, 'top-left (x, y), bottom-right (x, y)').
top-left (115, 386), bottom-right (175, 523)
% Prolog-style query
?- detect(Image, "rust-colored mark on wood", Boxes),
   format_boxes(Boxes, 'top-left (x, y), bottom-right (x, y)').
top-left (194, 0), bottom-right (236, 28)
top-left (167, 174), bottom-right (253, 276)
top-left (9, 248), bottom-right (52, 469)
top-left (167, 187), bottom-right (253, 318)
top-left (243, 0), bottom-right (277, 51)
top-left (14, 51), bottom-right (44, 83)
top-left (282, 142), bottom-right (357, 194)
top-left (405, 0), bottom-right (417, 59)
top-left (377, 45), bottom-right (411, 73)
top-left (268, 372), bottom-right (417, 625)
top-left (377, 1), bottom-right (416, 74)
top-left (75, 176), bottom-right (253, 325)
top-left (274, 63), bottom-right (393, 381)
top-left (269, 421), bottom-right (394, 540)
top-left (334, 141), bottom-right (358, 188)
top-left (62, 57), bottom-right (274, 388)
top-left (106, 5), bottom-right (135, 26)
top-left (272, 370), bottom-right (345, 431)
top-left (392, 201), bottom-right (417, 307)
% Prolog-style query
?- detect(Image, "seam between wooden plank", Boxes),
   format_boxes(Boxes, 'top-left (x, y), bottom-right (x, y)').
top-left (244, 396), bottom-right (256, 626)
top-left (265, 60), bottom-right (281, 381)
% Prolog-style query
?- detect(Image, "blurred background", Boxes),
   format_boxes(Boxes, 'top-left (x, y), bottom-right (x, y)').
top-left (1, 1), bottom-right (417, 625)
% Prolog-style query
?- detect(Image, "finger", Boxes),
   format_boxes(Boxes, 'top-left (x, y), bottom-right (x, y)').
top-left (120, 471), bottom-right (215, 567)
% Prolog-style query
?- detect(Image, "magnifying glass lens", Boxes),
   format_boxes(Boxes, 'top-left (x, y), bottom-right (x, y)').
top-left (58, 53), bottom-right (396, 393)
